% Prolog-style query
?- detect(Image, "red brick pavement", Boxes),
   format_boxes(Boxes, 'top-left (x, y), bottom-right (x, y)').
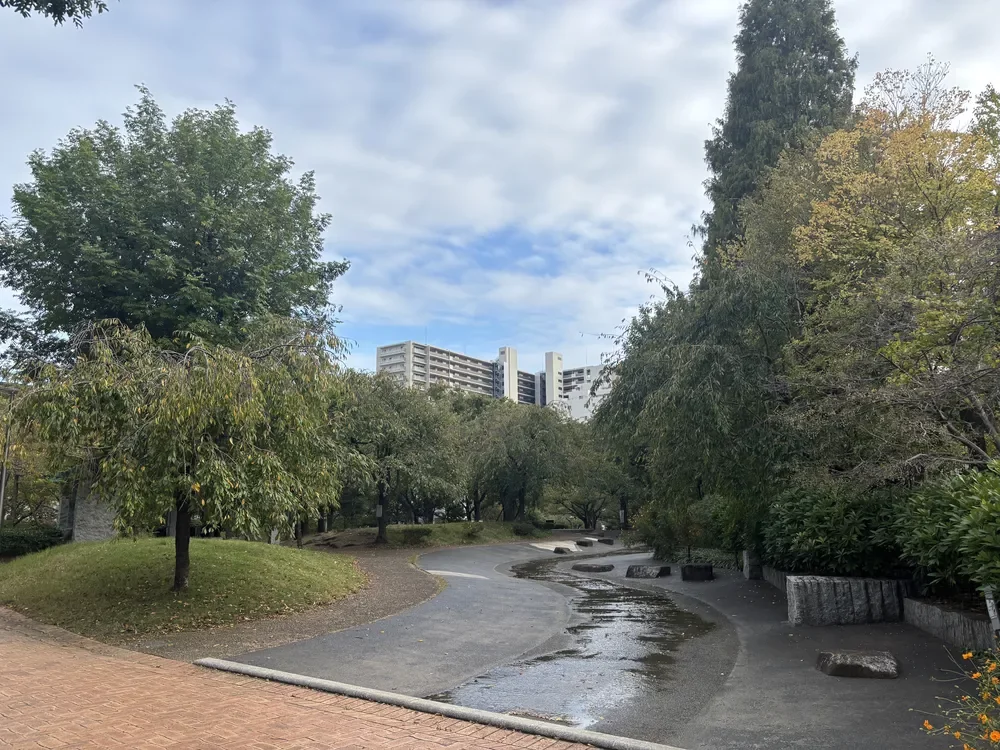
top-left (0, 609), bottom-right (589, 750)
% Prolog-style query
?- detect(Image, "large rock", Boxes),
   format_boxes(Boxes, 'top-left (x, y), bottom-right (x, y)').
top-left (576, 539), bottom-right (594, 547)
top-left (572, 563), bottom-right (615, 573)
top-left (597, 538), bottom-right (614, 545)
top-left (816, 650), bottom-right (899, 679)
top-left (552, 547), bottom-right (571, 554)
top-left (681, 564), bottom-right (714, 582)
top-left (787, 576), bottom-right (904, 626)
top-left (627, 565), bottom-right (670, 579)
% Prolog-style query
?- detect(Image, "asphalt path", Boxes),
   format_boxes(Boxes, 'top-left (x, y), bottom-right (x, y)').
top-left (582, 552), bottom-right (956, 750)
top-left (233, 544), bottom-right (577, 696)
top-left (233, 543), bottom-right (956, 749)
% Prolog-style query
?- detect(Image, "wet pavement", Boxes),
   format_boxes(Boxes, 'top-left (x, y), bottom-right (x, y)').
top-left (428, 558), bottom-right (718, 731)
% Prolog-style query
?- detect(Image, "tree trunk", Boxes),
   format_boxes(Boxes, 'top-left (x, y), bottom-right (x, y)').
top-left (294, 521), bottom-right (304, 549)
top-left (516, 488), bottom-right (526, 520)
top-left (619, 496), bottom-right (629, 530)
top-left (173, 496), bottom-right (191, 591)
top-left (327, 506), bottom-right (336, 529)
top-left (374, 479), bottom-right (389, 544)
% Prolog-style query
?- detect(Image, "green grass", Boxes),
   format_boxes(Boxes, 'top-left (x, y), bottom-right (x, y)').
top-left (387, 521), bottom-right (549, 548)
top-left (0, 537), bottom-right (365, 640)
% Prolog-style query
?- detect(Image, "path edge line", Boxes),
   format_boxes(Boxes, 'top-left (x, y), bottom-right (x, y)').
top-left (194, 658), bottom-right (684, 750)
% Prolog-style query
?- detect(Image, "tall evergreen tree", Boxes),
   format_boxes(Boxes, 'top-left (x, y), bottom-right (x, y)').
top-left (701, 0), bottom-right (856, 269)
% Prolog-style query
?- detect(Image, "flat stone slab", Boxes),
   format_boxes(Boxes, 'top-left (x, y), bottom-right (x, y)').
top-left (576, 540), bottom-right (594, 547)
top-left (626, 565), bottom-right (670, 579)
top-left (571, 563), bottom-right (614, 573)
top-left (681, 564), bottom-right (714, 582)
top-left (552, 547), bottom-right (571, 554)
top-left (816, 650), bottom-right (899, 679)
top-left (597, 538), bottom-right (614, 545)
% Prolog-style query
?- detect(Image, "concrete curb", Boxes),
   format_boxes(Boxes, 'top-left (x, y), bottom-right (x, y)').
top-left (195, 658), bottom-right (684, 750)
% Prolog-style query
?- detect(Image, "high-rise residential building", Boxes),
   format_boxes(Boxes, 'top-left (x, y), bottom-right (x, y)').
top-left (375, 341), bottom-right (612, 419)
top-left (561, 363), bottom-right (615, 421)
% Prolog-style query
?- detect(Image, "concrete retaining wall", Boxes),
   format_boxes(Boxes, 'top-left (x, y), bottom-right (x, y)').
top-left (762, 566), bottom-right (787, 594)
top-left (787, 575), bottom-right (904, 626)
top-left (904, 597), bottom-right (994, 651)
top-left (71, 483), bottom-right (116, 542)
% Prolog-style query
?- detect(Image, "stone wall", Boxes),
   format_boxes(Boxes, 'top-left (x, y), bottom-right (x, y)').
top-left (70, 483), bottom-right (116, 542)
top-left (904, 597), bottom-right (993, 651)
top-left (787, 575), bottom-right (904, 626)
top-left (762, 565), bottom-right (787, 594)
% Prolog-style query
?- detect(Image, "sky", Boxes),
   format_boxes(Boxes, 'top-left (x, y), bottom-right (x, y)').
top-left (0, 0), bottom-right (993, 372)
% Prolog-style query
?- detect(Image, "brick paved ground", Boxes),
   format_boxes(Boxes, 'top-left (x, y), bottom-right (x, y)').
top-left (0, 608), bottom-right (589, 750)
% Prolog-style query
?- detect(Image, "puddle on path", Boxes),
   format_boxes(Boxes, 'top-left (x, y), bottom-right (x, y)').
top-left (426, 558), bottom-right (714, 729)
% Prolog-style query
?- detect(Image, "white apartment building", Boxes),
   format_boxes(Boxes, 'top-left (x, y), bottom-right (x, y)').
top-left (375, 341), bottom-right (612, 419)
top-left (560, 363), bottom-right (615, 421)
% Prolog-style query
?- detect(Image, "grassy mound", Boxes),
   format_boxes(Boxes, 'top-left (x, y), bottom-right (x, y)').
top-left (0, 537), bottom-right (364, 640)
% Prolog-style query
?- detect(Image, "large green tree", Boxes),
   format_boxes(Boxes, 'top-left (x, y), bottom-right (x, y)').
top-left (17, 319), bottom-right (348, 590)
top-left (1, 89), bottom-right (347, 360)
top-left (701, 0), bottom-right (856, 269)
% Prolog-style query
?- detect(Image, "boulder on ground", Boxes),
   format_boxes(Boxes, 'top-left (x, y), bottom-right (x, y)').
top-left (576, 540), bottom-right (594, 547)
top-left (553, 547), bottom-right (571, 554)
top-left (816, 650), bottom-right (899, 679)
top-left (572, 563), bottom-right (614, 573)
top-left (626, 565), bottom-right (670, 578)
top-left (681, 563), bottom-right (714, 581)
top-left (597, 538), bottom-right (614, 546)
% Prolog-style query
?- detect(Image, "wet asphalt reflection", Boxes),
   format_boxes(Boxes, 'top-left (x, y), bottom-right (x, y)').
top-left (427, 557), bottom-right (714, 728)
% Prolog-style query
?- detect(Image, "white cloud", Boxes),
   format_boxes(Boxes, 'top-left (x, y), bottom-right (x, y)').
top-left (0, 0), bottom-right (996, 372)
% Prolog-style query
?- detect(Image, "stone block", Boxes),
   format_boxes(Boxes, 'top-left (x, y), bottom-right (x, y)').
top-left (626, 565), bottom-right (670, 579)
top-left (786, 576), bottom-right (904, 626)
top-left (597, 538), bottom-right (614, 545)
top-left (904, 597), bottom-right (994, 651)
top-left (72, 483), bottom-right (116, 542)
top-left (742, 550), bottom-right (762, 580)
top-left (571, 563), bottom-right (615, 573)
top-left (816, 650), bottom-right (899, 679)
top-left (763, 566), bottom-right (788, 594)
top-left (681, 563), bottom-right (714, 582)
top-left (576, 540), bottom-right (594, 547)
top-left (553, 547), bottom-right (571, 554)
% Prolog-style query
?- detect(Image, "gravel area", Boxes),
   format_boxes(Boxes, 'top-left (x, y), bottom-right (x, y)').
top-left (122, 547), bottom-right (442, 662)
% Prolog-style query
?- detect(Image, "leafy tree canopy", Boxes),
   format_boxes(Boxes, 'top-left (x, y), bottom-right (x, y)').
top-left (701, 0), bottom-right (856, 269)
top-left (1, 88), bottom-right (347, 360)
top-left (1, 0), bottom-right (108, 26)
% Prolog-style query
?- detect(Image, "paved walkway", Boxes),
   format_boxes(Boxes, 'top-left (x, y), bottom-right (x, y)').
top-left (0, 608), bottom-right (588, 750)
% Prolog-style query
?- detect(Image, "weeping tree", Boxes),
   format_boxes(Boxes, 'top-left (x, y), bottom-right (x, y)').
top-left (16, 319), bottom-right (349, 590)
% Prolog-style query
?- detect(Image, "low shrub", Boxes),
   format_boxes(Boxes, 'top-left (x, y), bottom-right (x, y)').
top-left (896, 465), bottom-right (1000, 594)
top-left (511, 520), bottom-right (536, 537)
top-left (630, 502), bottom-right (678, 561)
top-left (463, 523), bottom-right (484, 539)
top-left (398, 526), bottom-right (434, 545)
top-left (762, 484), bottom-right (900, 577)
top-left (0, 524), bottom-right (64, 558)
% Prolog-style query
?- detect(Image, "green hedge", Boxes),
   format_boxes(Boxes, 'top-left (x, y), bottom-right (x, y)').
top-left (762, 485), bottom-right (900, 577)
top-left (895, 466), bottom-right (1000, 593)
top-left (0, 525), bottom-right (65, 558)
